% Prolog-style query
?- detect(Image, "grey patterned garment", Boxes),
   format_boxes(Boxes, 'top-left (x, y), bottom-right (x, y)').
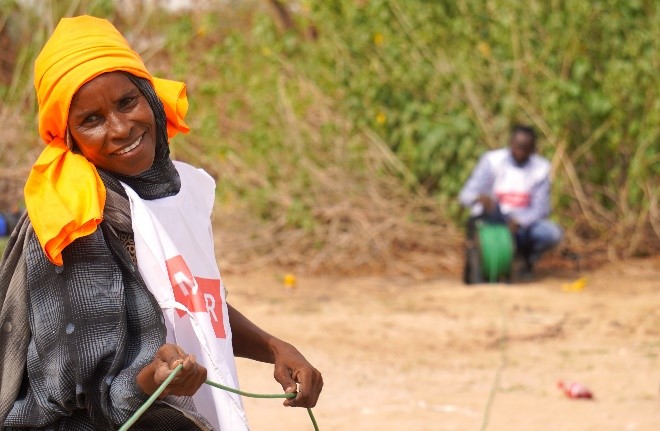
top-left (3, 222), bottom-right (212, 430)
top-left (2, 74), bottom-right (214, 430)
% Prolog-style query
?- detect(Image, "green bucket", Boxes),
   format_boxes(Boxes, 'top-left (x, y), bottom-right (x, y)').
top-left (477, 222), bottom-right (514, 282)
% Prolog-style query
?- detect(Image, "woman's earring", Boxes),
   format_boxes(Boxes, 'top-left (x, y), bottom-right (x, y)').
top-left (65, 128), bottom-right (74, 151)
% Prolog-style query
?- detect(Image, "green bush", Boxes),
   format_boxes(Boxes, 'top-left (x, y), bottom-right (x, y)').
top-left (283, 0), bottom-right (658, 256)
top-left (155, 0), bottom-right (658, 259)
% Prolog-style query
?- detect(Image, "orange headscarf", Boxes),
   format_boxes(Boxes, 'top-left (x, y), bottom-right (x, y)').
top-left (25, 15), bottom-right (190, 266)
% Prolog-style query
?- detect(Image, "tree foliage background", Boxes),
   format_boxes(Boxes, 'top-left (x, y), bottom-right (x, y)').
top-left (0, 0), bottom-right (657, 272)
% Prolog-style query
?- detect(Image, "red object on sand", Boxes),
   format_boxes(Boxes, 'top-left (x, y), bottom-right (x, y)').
top-left (557, 380), bottom-right (593, 399)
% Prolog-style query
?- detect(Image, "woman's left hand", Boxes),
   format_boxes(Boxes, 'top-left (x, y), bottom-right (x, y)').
top-left (227, 304), bottom-right (323, 408)
top-left (271, 341), bottom-right (323, 408)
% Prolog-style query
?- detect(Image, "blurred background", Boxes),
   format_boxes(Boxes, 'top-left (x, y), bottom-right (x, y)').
top-left (1, 0), bottom-right (657, 274)
top-left (0, 1), bottom-right (658, 430)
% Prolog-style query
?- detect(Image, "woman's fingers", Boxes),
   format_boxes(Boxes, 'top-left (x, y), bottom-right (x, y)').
top-left (153, 360), bottom-right (176, 385)
top-left (271, 342), bottom-right (323, 408)
top-left (151, 344), bottom-right (208, 397)
top-left (186, 362), bottom-right (208, 397)
top-left (283, 367), bottom-right (323, 408)
top-left (171, 354), bottom-right (206, 396)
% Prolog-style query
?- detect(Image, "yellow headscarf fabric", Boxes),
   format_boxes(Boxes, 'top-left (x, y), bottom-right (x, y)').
top-left (25, 15), bottom-right (190, 266)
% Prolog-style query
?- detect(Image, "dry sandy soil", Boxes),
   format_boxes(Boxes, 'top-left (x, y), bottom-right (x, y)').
top-left (225, 256), bottom-right (660, 431)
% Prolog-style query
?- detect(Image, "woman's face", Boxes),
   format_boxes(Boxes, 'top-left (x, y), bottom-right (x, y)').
top-left (67, 72), bottom-right (157, 176)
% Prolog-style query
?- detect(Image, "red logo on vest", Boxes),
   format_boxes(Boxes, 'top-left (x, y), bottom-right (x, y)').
top-left (496, 192), bottom-right (530, 208)
top-left (166, 255), bottom-right (226, 339)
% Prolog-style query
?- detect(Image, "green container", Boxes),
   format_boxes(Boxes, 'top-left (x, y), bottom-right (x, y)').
top-left (477, 223), bottom-right (514, 282)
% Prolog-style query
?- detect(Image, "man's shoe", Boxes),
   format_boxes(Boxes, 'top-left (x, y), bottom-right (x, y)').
top-left (515, 259), bottom-right (534, 282)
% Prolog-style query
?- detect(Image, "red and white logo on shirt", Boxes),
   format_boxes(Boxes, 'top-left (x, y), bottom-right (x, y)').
top-left (166, 255), bottom-right (226, 339)
top-left (496, 191), bottom-right (530, 208)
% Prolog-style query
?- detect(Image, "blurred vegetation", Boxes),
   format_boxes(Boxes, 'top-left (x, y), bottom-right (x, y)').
top-left (290, 0), bottom-right (659, 258)
top-left (0, 0), bottom-right (657, 273)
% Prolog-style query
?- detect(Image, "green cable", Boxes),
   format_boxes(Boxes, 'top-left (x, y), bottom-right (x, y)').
top-left (205, 379), bottom-right (297, 398)
top-left (205, 379), bottom-right (319, 431)
top-left (477, 223), bottom-right (514, 282)
top-left (307, 406), bottom-right (319, 430)
top-left (118, 364), bottom-right (184, 431)
top-left (119, 364), bottom-right (319, 431)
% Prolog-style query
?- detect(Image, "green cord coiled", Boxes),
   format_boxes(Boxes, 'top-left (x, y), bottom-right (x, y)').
top-left (119, 364), bottom-right (319, 431)
top-left (477, 222), bottom-right (514, 282)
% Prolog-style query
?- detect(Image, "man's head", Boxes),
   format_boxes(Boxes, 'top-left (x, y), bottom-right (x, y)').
top-left (509, 125), bottom-right (536, 165)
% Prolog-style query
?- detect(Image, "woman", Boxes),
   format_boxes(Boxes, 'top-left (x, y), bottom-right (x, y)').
top-left (0, 15), bottom-right (322, 430)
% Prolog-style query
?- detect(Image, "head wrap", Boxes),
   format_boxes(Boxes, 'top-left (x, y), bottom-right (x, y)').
top-left (25, 15), bottom-right (190, 266)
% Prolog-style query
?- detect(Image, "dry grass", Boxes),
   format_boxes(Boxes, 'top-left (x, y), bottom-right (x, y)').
top-left (176, 65), bottom-right (464, 277)
top-left (213, 164), bottom-right (463, 278)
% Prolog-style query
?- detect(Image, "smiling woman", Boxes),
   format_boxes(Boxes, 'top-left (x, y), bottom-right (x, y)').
top-left (0, 15), bottom-right (322, 431)
top-left (67, 72), bottom-right (157, 176)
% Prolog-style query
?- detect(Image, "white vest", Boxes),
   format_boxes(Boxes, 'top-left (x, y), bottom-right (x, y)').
top-left (122, 161), bottom-right (249, 431)
top-left (488, 149), bottom-right (550, 215)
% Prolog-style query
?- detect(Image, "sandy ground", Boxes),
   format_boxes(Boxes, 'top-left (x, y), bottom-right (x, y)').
top-left (224, 257), bottom-right (660, 431)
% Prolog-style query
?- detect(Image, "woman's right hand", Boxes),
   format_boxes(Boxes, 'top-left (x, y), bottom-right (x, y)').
top-left (137, 343), bottom-right (207, 398)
